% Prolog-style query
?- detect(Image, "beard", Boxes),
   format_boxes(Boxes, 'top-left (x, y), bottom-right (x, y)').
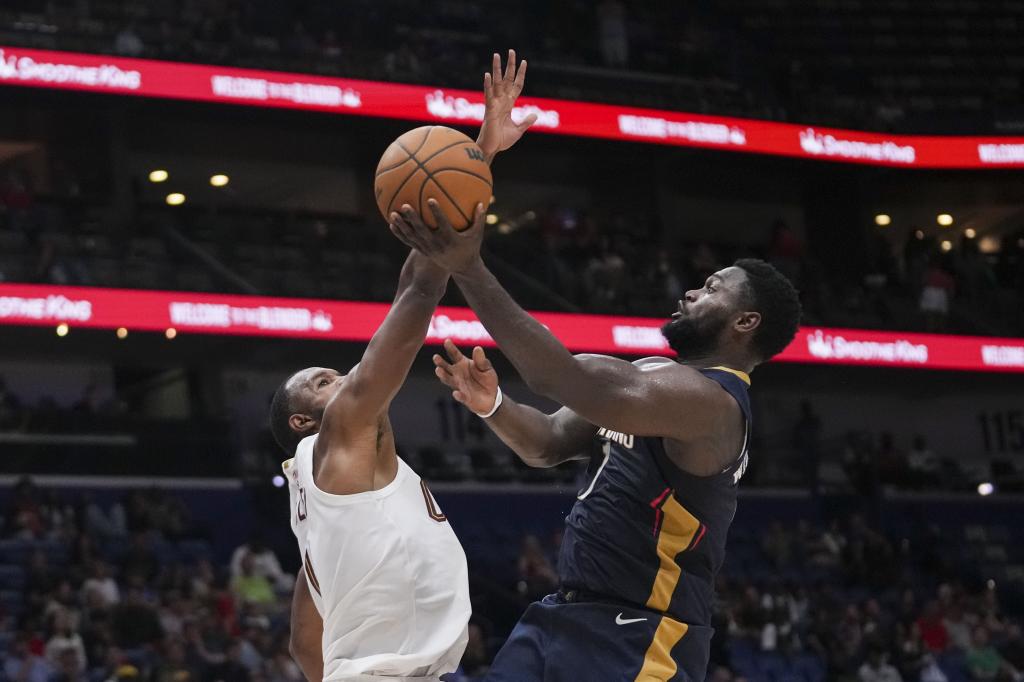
top-left (661, 311), bottom-right (728, 359)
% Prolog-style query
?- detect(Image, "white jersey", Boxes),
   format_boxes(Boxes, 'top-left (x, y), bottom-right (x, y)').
top-left (284, 435), bottom-right (470, 681)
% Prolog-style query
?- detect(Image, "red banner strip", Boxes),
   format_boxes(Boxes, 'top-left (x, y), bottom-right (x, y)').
top-left (0, 283), bottom-right (1021, 372)
top-left (2, 46), bottom-right (1024, 169)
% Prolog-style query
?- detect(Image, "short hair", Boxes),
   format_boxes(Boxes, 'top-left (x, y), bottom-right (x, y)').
top-left (269, 371), bottom-right (303, 454)
top-left (734, 258), bottom-right (802, 362)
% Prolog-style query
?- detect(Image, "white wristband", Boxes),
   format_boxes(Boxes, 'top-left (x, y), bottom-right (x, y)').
top-left (474, 386), bottom-right (503, 419)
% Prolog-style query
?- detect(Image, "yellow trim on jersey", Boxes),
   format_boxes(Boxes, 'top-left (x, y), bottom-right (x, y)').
top-left (634, 616), bottom-right (689, 681)
top-left (708, 366), bottom-right (751, 386)
top-left (645, 495), bottom-right (701, 612)
top-left (281, 458), bottom-right (294, 474)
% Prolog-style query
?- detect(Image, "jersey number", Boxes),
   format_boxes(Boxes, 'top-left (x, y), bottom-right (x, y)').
top-left (296, 486), bottom-right (308, 522)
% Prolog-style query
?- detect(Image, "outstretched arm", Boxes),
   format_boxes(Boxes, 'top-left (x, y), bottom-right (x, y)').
top-left (433, 340), bottom-right (595, 467)
top-left (314, 245), bottom-right (448, 494)
top-left (320, 245), bottom-right (448, 431)
top-left (390, 210), bottom-right (729, 442)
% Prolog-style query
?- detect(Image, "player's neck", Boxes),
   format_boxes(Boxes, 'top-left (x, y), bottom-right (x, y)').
top-left (677, 352), bottom-right (754, 375)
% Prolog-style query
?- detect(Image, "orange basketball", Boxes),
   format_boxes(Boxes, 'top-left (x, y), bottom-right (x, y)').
top-left (374, 126), bottom-right (493, 231)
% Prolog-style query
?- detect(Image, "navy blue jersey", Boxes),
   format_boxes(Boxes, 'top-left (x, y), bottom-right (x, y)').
top-left (555, 367), bottom-right (751, 672)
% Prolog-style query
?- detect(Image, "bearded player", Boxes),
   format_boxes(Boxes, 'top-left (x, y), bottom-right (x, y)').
top-left (389, 207), bottom-right (801, 680)
top-left (276, 52), bottom-right (536, 682)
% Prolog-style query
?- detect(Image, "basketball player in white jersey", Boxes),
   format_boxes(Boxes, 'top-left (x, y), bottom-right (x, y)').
top-left (270, 51), bottom-right (536, 682)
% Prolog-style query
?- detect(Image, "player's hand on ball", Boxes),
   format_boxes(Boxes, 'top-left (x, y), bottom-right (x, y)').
top-left (433, 340), bottom-right (499, 414)
top-left (477, 49), bottom-right (536, 161)
top-left (389, 200), bottom-right (485, 274)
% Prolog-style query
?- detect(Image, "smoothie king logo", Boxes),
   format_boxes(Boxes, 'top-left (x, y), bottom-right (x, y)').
top-left (427, 315), bottom-right (492, 343)
top-left (799, 128), bottom-right (916, 164)
top-left (0, 48), bottom-right (141, 89)
top-left (805, 330), bottom-right (928, 364)
top-left (0, 294), bottom-right (93, 322)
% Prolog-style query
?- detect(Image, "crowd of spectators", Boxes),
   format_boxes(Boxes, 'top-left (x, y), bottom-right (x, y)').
top-left (2, 479), bottom-right (1023, 682)
top-left (3, 164), bottom-right (1022, 337)
top-left (3, 0), bottom-right (1021, 133)
top-left (710, 514), bottom-right (1024, 682)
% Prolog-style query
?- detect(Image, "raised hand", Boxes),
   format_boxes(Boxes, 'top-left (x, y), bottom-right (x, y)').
top-left (433, 339), bottom-right (500, 414)
top-left (389, 200), bottom-right (485, 274)
top-left (476, 49), bottom-right (537, 162)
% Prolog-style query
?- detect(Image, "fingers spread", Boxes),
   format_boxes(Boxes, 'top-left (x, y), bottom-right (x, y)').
top-left (432, 354), bottom-right (454, 373)
top-left (444, 338), bottom-right (466, 361)
top-left (426, 199), bottom-right (455, 235)
top-left (400, 204), bottom-right (429, 232)
top-left (389, 218), bottom-right (417, 250)
top-left (517, 112), bottom-right (538, 131)
top-left (435, 367), bottom-right (458, 389)
top-left (472, 345), bottom-right (492, 371)
top-left (514, 57), bottom-right (527, 90)
top-left (469, 202), bottom-right (487, 230)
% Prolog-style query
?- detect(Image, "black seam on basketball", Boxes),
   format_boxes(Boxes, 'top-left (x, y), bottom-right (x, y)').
top-left (397, 141), bottom-right (482, 226)
top-left (425, 167), bottom-right (494, 188)
top-left (385, 136), bottom-right (431, 216)
top-left (424, 175), bottom-right (471, 225)
top-left (385, 163), bottom-right (422, 217)
top-left (377, 127), bottom-right (434, 175)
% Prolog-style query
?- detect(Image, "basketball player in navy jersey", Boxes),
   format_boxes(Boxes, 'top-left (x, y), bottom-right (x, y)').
top-left (389, 208), bottom-right (800, 679)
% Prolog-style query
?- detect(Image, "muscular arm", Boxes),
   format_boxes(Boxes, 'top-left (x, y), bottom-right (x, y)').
top-left (289, 569), bottom-right (324, 682)
top-left (486, 402), bottom-right (596, 468)
top-left (314, 248), bottom-right (446, 492)
top-left (451, 260), bottom-right (726, 441)
top-left (323, 249), bottom-right (446, 428)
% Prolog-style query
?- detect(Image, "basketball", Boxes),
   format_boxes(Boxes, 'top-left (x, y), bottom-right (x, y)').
top-left (374, 126), bottom-right (493, 231)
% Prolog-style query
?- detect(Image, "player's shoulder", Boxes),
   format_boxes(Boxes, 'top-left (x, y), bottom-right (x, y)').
top-left (635, 360), bottom-right (741, 415)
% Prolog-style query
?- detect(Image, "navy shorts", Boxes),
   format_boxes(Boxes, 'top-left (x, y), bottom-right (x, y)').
top-left (484, 594), bottom-right (711, 682)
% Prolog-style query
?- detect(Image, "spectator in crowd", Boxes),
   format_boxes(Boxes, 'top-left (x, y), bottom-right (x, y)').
top-left (44, 608), bottom-right (87, 673)
top-left (151, 637), bottom-right (199, 682)
top-left (114, 23), bottom-right (145, 56)
top-left (81, 561), bottom-right (120, 608)
top-left (265, 640), bottom-right (303, 682)
top-left (918, 601), bottom-right (950, 653)
top-left (1002, 623), bottom-right (1024, 673)
top-left (230, 536), bottom-right (290, 592)
top-left (50, 644), bottom-right (88, 682)
top-left (516, 535), bottom-right (558, 601)
top-left (920, 259), bottom-right (956, 332)
top-left (230, 554), bottom-right (276, 608)
top-left (4, 632), bottom-right (53, 682)
top-left (859, 645), bottom-right (903, 682)
top-left (966, 626), bottom-right (1023, 681)
top-left (945, 603), bottom-right (974, 651)
top-left (83, 494), bottom-right (127, 540)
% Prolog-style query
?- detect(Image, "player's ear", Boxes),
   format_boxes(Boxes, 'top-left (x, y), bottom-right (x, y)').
top-left (735, 311), bottom-right (761, 333)
top-left (289, 413), bottom-right (316, 434)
